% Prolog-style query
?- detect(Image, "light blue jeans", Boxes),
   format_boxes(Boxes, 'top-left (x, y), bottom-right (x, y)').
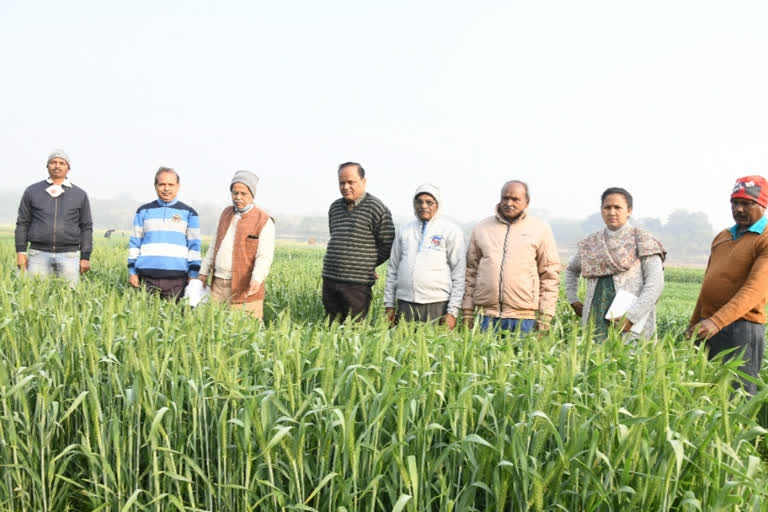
top-left (26, 249), bottom-right (80, 286)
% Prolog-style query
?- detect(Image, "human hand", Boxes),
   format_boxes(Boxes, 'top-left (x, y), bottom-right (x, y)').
top-left (610, 317), bottom-right (633, 333)
top-left (687, 319), bottom-right (720, 341)
top-left (197, 275), bottom-right (208, 287)
top-left (79, 259), bottom-right (91, 274)
top-left (247, 281), bottom-right (261, 296)
top-left (442, 313), bottom-right (457, 330)
top-left (16, 252), bottom-right (27, 271)
top-left (570, 301), bottom-right (584, 317)
top-left (129, 274), bottom-right (140, 288)
top-left (373, 271), bottom-right (379, 281)
top-left (462, 310), bottom-right (474, 329)
top-left (385, 307), bottom-right (396, 328)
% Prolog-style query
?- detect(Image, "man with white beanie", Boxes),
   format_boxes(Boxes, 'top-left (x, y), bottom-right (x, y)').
top-left (383, 184), bottom-right (466, 329)
top-left (15, 150), bottom-right (93, 286)
top-left (198, 170), bottom-right (275, 319)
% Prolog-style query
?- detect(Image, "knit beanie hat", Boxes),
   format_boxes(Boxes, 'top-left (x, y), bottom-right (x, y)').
top-left (47, 150), bottom-right (71, 168)
top-left (732, 175), bottom-right (768, 208)
top-left (414, 183), bottom-right (441, 205)
top-left (231, 170), bottom-right (259, 196)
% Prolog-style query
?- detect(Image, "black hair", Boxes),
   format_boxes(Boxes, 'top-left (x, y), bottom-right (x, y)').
top-left (601, 187), bottom-right (633, 209)
top-left (155, 167), bottom-right (180, 184)
top-left (338, 162), bottom-right (365, 179)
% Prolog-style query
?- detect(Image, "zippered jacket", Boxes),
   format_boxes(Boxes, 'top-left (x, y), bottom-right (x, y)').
top-left (462, 210), bottom-right (560, 319)
top-left (383, 215), bottom-right (466, 316)
top-left (15, 180), bottom-right (93, 259)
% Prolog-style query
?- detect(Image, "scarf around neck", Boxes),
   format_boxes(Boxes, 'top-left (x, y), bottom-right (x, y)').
top-left (578, 223), bottom-right (666, 278)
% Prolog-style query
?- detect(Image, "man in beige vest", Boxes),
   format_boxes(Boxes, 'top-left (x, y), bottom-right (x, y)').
top-left (198, 171), bottom-right (275, 319)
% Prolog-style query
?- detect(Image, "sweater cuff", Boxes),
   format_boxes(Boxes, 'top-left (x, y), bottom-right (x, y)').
top-left (81, 252), bottom-right (91, 261)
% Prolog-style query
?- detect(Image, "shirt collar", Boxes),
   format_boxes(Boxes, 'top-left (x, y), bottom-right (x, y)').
top-left (46, 177), bottom-right (72, 187)
top-left (729, 215), bottom-right (768, 239)
top-left (157, 198), bottom-right (179, 207)
top-left (345, 192), bottom-right (367, 210)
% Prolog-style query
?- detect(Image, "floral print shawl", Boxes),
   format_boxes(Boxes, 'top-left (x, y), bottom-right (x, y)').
top-left (578, 224), bottom-right (666, 278)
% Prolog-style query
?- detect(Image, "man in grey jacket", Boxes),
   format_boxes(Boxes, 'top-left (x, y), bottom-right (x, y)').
top-left (384, 184), bottom-right (466, 329)
top-left (15, 150), bottom-right (93, 285)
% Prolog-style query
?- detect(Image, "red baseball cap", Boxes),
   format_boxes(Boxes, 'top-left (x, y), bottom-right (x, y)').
top-left (732, 175), bottom-right (768, 208)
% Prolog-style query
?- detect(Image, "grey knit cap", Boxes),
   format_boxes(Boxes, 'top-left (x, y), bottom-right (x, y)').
top-left (414, 183), bottom-right (441, 205)
top-left (47, 150), bottom-right (71, 168)
top-left (231, 170), bottom-right (259, 196)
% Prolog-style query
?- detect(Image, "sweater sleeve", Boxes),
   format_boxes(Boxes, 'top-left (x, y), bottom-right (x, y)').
top-left (383, 227), bottom-right (402, 308)
top-left (250, 218), bottom-right (275, 284)
top-left (127, 209), bottom-right (144, 276)
top-left (564, 252), bottom-right (582, 305)
top-left (186, 210), bottom-right (202, 278)
top-left (709, 237), bottom-right (768, 329)
top-left (79, 192), bottom-right (94, 260)
top-left (536, 225), bottom-right (561, 318)
top-left (446, 225), bottom-right (466, 316)
top-left (375, 207), bottom-right (396, 267)
top-left (462, 228), bottom-right (480, 313)
top-left (625, 255), bottom-right (664, 324)
top-left (14, 188), bottom-right (32, 253)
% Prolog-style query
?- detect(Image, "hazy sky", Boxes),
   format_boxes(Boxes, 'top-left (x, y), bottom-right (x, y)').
top-left (2, 1), bottom-right (767, 229)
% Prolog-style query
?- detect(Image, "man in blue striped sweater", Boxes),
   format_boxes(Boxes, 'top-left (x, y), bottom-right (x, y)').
top-left (127, 167), bottom-right (202, 300)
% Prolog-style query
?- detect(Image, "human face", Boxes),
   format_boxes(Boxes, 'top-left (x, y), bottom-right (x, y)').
top-left (338, 165), bottom-right (366, 202)
top-left (47, 157), bottom-right (70, 182)
top-left (154, 171), bottom-right (180, 202)
top-left (231, 183), bottom-right (254, 210)
top-left (731, 198), bottom-right (766, 230)
top-left (601, 193), bottom-right (632, 231)
top-left (413, 193), bottom-right (438, 221)
top-left (499, 183), bottom-right (529, 222)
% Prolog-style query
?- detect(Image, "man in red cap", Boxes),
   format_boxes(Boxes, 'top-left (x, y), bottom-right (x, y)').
top-left (686, 175), bottom-right (768, 393)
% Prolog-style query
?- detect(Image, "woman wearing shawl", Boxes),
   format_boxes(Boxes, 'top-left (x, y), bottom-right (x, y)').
top-left (565, 187), bottom-right (666, 340)
top-left (198, 171), bottom-right (275, 319)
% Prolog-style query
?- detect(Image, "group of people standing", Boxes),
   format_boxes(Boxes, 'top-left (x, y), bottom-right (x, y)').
top-left (13, 152), bottom-right (768, 392)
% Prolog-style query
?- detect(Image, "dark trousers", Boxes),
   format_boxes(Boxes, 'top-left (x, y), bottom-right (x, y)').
top-left (396, 300), bottom-right (448, 323)
top-left (141, 275), bottom-right (187, 301)
top-left (322, 277), bottom-right (373, 324)
top-left (706, 319), bottom-right (765, 394)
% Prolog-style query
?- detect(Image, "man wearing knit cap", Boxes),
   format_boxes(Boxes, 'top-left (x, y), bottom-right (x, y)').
top-left (15, 150), bottom-right (93, 286)
top-left (198, 171), bottom-right (275, 319)
top-left (322, 162), bottom-right (395, 323)
top-left (128, 167), bottom-right (202, 300)
top-left (383, 184), bottom-right (465, 329)
top-left (686, 175), bottom-right (768, 394)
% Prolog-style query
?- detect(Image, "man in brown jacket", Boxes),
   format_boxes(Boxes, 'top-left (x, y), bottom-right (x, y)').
top-left (686, 175), bottom-right (768, 394)
top-left (462, 180), bottom-right (560, 334)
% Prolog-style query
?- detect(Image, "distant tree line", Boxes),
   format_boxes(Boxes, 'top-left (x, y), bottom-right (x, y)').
top-left (0, 190), bottom-right (714, 264)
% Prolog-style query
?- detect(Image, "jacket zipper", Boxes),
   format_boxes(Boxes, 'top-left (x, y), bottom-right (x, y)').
top-left (413, 220), bottom-right (428, 302)
top-left (52, 196), bottom-right (59, 252)
top-left (498, 224), bottom-right (511, 315)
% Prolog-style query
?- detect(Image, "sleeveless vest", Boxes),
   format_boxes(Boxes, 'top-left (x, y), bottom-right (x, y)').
top-left (212, 206), bottom-right (271, 303)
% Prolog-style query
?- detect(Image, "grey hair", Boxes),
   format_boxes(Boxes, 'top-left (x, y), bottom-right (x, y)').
top-left (501, 180), bottom-right (530, 202)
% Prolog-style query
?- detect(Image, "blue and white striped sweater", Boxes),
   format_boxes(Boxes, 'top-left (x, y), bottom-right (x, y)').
top-left (128, 199), bottom-right (202, 279)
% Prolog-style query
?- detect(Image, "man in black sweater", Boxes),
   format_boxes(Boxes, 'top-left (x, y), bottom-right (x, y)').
top-left (15, 150), bottom-right (93, 286)
top-left (322, 162), bottom-right (395, 323)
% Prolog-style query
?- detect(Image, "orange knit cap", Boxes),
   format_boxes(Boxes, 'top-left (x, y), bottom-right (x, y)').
top-left (732, 175), bottom-right (768, 208)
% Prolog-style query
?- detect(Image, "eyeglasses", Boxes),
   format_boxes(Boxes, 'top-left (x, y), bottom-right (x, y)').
top-left (414, 199), bottom-right (436, 207)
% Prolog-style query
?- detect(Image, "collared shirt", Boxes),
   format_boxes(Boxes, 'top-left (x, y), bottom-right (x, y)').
top-left (729, 215), bottom-right (768, 240)
top-left (345, 192), bottom-right (367, 211)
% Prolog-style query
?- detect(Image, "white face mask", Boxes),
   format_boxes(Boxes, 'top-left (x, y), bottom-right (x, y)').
top-left (45, 184), bottom-right (65, 197)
